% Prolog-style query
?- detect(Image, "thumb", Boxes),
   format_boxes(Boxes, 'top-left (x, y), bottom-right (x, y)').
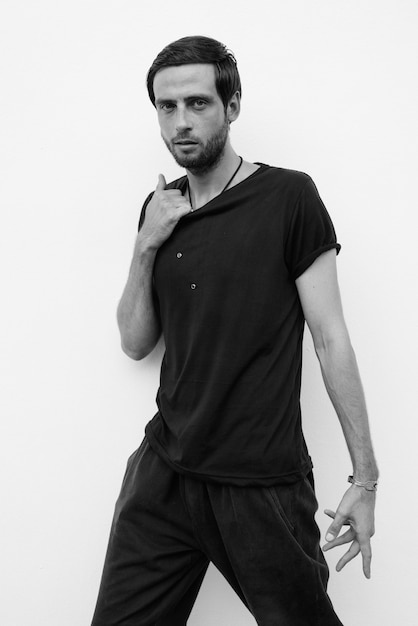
top-left (156, 173), bottom-right (167, 191)
top-left (325, 512), bottom-right (345, 542)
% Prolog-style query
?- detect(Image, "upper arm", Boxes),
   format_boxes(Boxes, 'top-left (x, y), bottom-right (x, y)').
top-left (295, 249), bottom-right (349, 351)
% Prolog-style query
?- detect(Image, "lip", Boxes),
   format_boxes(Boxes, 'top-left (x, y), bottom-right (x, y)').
top-left (174, 140), bottom-right (198, 145)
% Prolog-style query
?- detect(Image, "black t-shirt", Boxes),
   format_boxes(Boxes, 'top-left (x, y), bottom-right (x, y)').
top-left (139, 164), bottom-right (341, 485)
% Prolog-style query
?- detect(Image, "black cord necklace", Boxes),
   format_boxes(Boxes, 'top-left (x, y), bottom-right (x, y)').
top-left (188, 156), bottom-right (243, 212)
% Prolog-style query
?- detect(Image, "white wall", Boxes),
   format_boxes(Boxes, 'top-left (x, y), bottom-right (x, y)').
top-left (1, 1), bottom-right (417, 624)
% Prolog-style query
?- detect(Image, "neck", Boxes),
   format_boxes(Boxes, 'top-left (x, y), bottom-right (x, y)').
top-left (186, 143), bottom-right (240, 209)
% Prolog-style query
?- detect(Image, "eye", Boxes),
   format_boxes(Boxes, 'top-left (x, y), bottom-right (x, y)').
top-left (192, 99), bottom-right (207, 109)
top-left (159, 102), bottom-right (175, 112)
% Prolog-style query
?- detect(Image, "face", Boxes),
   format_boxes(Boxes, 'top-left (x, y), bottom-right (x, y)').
top-left (153, 64), bottom-right (239, 173)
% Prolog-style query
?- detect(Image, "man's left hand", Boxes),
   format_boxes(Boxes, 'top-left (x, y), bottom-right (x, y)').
top-left (323, 485), bottom-right (376, 578)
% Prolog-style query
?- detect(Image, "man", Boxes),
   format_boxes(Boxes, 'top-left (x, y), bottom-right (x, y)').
top-left (92, 36), bottom-right (378, 625)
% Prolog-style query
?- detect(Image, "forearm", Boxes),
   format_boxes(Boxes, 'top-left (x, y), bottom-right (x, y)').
top-left (316, 334), bottom-right (378, 481)
top-left (116, 176), bottom-right (192, 359)
top-left (117, 235), bottom-right (161, 360)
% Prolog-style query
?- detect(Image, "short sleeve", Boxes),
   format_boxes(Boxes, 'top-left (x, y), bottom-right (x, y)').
top-left (284, 177), bottom-right (341, 280)
top-left (138, 192), bottom-right (154, 232)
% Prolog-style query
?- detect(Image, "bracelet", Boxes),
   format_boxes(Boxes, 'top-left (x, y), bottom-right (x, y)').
top-left (347, 475), bottom-right (378, 491)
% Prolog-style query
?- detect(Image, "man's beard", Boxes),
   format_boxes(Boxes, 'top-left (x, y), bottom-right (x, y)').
top-left (163, 119), bottom-right (229, 175)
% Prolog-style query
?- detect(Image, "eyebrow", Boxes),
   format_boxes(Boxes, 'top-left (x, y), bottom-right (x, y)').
top-left (155, 94), bottom-right (215, 106)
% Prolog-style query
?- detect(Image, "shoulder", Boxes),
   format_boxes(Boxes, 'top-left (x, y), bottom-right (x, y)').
top-left (165, 175), bottom-right (188, 191)
top-left (254, 163), bottom-right (313, 191)
top-left (138, 174), bottom-right (187, 231)
top-left (250, 165), bottom-right (317, 211)
top-left (140, 175), bottom-right (187, 225)
top-left (144, 174), bottom-right (187, 200)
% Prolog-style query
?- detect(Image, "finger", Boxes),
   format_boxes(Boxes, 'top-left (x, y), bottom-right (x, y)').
top-left (324, 509), bottom-right (351, 525)
top-left (323, 527), bottom-right (355, 551)
top-left (362, 554), bottom-right (372, 579)
top-left (358, 535), bottom-right (372, 579)
top-left (156, 173), bottom-right (167, 190)
top-left (166, 195), bottom-right (192, 217)
top-left (336, 540), bottom-right (361, 573)
top-left (325, 510), bottom-right (347, 543)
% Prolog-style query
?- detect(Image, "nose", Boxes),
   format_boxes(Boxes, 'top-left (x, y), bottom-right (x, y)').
top-left (175, 106), bottom-right (192, 133)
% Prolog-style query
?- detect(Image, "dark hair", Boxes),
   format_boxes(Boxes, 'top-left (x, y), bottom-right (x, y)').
top-left (146, 35), bottom-right (241, 109)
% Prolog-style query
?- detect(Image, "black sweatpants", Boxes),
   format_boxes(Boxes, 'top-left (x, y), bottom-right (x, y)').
top-left (91, 438), bottom-right (343, 625)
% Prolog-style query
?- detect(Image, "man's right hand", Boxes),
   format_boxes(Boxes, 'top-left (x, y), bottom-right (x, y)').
top-left (139, 174), bottom-right (192, 250)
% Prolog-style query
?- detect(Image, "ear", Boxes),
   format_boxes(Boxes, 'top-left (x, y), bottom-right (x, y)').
top-left (226, 91), bottom-right (241, 124)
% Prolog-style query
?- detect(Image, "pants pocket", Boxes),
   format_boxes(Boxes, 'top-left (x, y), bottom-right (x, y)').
top-left (264, 485), bottom-right (295, 534)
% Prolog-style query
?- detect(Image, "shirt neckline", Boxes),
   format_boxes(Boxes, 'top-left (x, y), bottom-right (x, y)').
top-left (180, 162), bottom-right (269, 215)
